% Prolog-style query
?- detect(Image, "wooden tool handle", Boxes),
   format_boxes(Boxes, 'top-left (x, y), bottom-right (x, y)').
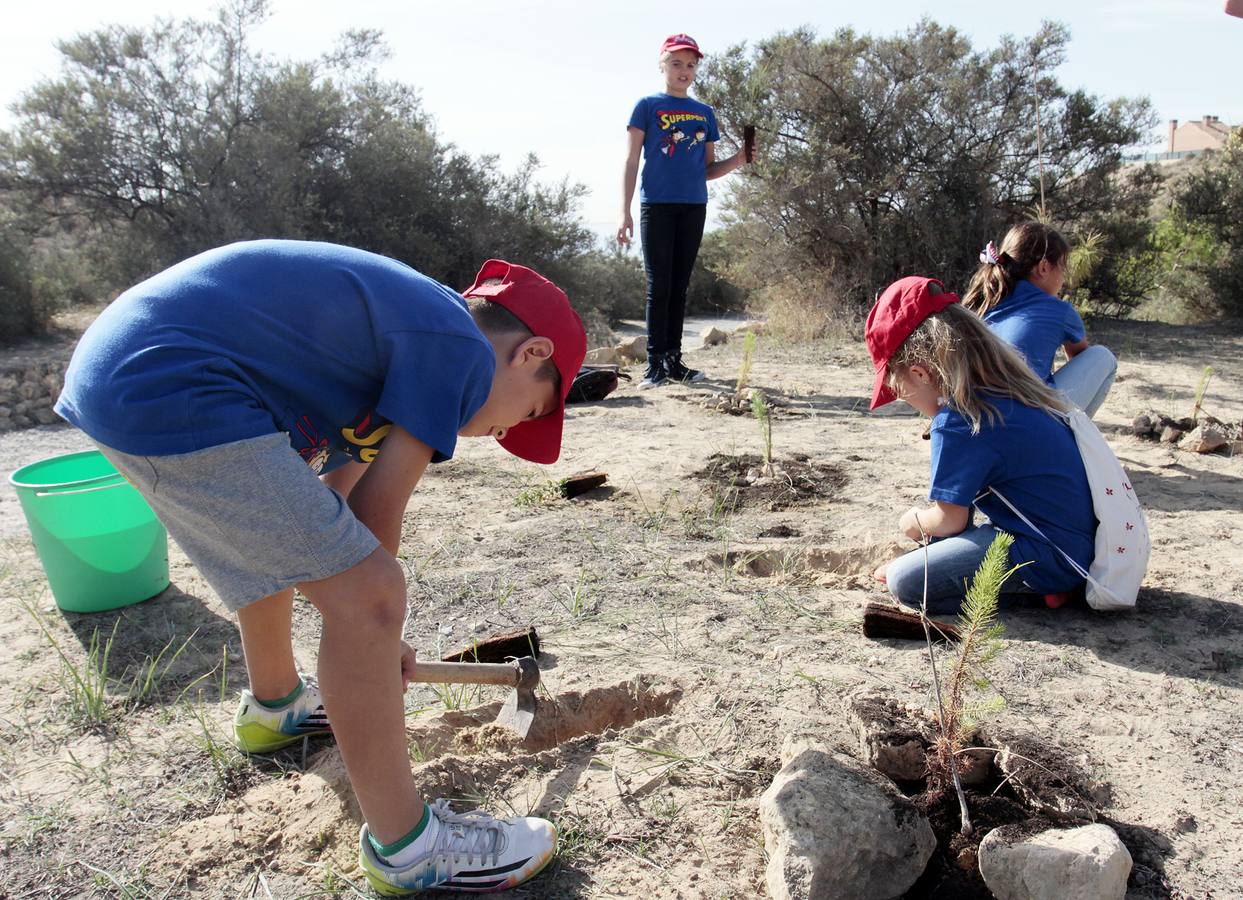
top-left (411, 660), bottom-right (519, 687)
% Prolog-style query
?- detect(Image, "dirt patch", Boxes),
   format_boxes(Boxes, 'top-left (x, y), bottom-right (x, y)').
top-left (693, 451), bottom-right (847, 510)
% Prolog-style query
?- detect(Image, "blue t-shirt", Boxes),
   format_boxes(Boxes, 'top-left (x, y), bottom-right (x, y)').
top-left (983, 280), bottom-right (1086, 385)
top-left (56, 240), bottom-right (495, 471)
top-left (929, 397), bottom-right (1096, 593)
top-left (628, 93), bottom-right (720, 204)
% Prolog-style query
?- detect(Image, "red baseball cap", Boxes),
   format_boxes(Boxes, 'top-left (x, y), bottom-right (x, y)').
top-left (660, 33), bottom-right (703, 57)
top-left (463, 259), bottom-right (586, 464)
top-left (865, 276), bottom-right (959, 410)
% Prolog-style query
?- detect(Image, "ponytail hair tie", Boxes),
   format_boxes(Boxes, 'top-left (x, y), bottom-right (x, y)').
top-left (979, 241), bottom-right (1002, 266)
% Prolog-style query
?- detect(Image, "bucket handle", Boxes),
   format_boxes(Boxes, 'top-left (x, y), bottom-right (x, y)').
top-left (35, 479), bottom-right (131, 498)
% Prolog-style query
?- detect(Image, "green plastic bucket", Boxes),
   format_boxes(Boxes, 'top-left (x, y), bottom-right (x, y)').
top-left (9, 450), bottom-right (169, 613)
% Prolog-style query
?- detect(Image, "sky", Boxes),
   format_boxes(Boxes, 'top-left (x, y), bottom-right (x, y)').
top-left (1, 0), bottom-right (1239, 245)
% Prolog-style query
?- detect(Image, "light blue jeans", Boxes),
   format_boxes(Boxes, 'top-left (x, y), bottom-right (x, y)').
top-left (1053, 345), bottom-right (1117, 418)
top-left (884, 524), bottom-right (1040, 616)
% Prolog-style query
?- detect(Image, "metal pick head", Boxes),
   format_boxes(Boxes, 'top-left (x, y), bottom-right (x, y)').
top-left (495, 686), bottom-right (536, 739)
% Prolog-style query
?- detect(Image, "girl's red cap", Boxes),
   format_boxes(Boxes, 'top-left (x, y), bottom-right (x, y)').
top-left (865, 276), bottom-right (958, 409)
top-left (463, 260), bottom-right (586, 464)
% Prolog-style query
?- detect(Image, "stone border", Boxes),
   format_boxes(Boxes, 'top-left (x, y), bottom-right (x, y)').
top-left (0, 361), bottom-right (69, 431)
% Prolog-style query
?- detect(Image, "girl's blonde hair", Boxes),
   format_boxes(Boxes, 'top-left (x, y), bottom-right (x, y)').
top-left (884, 303), bottom-right (1069, 433)
top-left (962, 222), bottom-right (1071, 316)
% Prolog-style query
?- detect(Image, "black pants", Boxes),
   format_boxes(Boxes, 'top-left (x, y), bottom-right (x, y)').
top-left (640, 202), bottom-right (707, 358)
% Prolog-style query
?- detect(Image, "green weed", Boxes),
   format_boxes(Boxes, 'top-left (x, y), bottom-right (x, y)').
top-left (515, 477), bottom-right (568, 507)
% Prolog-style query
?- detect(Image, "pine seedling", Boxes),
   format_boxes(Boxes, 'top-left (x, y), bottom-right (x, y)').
top-left (735, 331), bottom-right (757, 397)
top-left (919, 528), bottom-right (1019, 836)
top-left (750, 389), bottom-right (773, 474)
top-left (1190, 365), bottom-right (1212, 423)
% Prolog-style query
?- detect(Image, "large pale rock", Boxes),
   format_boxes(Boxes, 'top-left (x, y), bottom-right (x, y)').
top-left (761, 734), bottom-right (936, 900)
top-left (978, 823), bottom-right (1132, 900)
top-left (615, 336), bottom-right (647, 362)
top-left (1181, 424), bottom-right (1227, 454)
top-left (583, 346), bottom-right (623, 366)
top-left (700, 326), bottom-right (729, 347)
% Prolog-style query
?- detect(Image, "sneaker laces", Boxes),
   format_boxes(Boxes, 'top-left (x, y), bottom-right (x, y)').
top-left (428, 799), bottom-right (508, 867)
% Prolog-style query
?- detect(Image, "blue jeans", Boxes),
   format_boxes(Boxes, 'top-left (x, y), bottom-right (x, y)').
top-left (640, 203), bottom-right (707, 358)
top-left (885, 524), bottom-right (1040, 616)
top-left (1053, 345), bottom-right (1117, 418)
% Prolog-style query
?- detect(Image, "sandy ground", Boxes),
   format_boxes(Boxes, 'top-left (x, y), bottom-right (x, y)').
top-left (1, 317), bottom-right (1241, 899)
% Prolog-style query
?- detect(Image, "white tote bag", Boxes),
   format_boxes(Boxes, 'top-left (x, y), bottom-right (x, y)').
top-left (987, 409), bottom-right (1150, 611)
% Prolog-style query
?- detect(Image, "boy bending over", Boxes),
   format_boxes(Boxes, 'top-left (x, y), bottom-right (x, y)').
top-left (56, 240), bottom-right (586, 894)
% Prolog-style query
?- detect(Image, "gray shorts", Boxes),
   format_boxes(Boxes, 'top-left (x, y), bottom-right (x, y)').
top-left (97, 433), bottom-right (380, 611)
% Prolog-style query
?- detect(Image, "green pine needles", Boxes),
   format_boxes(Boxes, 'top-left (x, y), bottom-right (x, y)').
top-left (750, 389), bottom-right (773, 473)
top-left (922, 529), bottom-right (1018, 834)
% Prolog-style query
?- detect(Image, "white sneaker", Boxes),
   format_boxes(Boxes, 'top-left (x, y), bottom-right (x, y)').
top-left (359, 799), bottom-right (557, 895)
top-left (231, 674), bottom-right (331, 753)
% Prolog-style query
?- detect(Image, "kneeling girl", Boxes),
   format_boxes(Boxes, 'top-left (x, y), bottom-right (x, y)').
top-left (867, 276), bottom-right (1096, 616)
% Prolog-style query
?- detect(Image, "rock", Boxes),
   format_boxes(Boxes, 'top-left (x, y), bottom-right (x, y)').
top-left (32, 408), bottom-right (62, 426)
top-left (845, 696), bottom-right (931, 782)
top-left (957, 746), bottom-right (997, 788)
top-left (615, 336), bottom-right (647, 362)
top-left (583, 346), bottom-right (623, 366)
top-left (1130, 413), bottom-right (1155, 437)
top-left (700, 326), bottom-right (729, 347)
top-left (1159, 425), bottom-right (1183, 444)
top-left (1181, 424), bottom-right (1227, 454)
top-left (978, 823), bottom-right (1132, 900)
top-left (760, 734), bottom-right (936, 900)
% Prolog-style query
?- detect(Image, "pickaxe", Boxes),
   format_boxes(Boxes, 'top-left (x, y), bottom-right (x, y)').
top-left (409, 657), bottom-right (540, 738)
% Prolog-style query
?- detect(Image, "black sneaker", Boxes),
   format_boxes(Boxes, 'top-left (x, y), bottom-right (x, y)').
top-left (638, 354), bottom-right (668, 390)
top-left (666, 352), bottom-right (705, 383)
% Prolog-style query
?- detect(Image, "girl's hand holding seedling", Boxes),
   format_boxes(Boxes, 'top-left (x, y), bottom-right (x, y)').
top-left (899, 501), bottom-right (970, 542)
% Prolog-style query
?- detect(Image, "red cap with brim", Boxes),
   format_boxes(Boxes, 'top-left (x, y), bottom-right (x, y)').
top-left (660, 33), bottom-right (703, 57)
top-left (865, 276), bottom-right (959, 410)
top-left (462, 260), bottom-right (587, 464)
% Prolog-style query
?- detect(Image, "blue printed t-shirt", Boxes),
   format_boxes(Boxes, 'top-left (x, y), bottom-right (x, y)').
top-left (983, 280), bottom-right (1086, 385)
top-left (628, 93), bottom-right (720, 204)
top-left (928, 397), bottom-right (1096, 593)
top-left (55, 240), bottom-right (495, 471)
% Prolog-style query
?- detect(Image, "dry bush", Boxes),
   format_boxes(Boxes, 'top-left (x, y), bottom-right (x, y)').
top-left (756, 273), bottom-right (858, 344)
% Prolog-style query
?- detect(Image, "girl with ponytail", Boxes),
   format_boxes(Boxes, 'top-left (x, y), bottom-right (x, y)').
top-left (963, 222), bottom-right (1116, 418)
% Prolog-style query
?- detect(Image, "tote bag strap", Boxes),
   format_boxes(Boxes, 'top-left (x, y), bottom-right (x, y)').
top-left (978, 487), bottom-right (1095, 585)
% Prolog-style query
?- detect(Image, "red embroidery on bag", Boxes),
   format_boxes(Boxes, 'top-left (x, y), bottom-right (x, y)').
top-left (1105, 487), bottom-right (1114, 495)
